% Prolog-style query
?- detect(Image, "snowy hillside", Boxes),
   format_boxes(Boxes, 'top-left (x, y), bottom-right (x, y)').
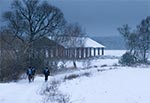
top-left (0, 50), bottom-right (150, 103)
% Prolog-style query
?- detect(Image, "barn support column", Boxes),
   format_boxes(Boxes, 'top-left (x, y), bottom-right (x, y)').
top-left (69, 48), bottom-right (71, 58)
top-left (51, 49), bottom-right (54, 58)
top-left (68, 49), bottom-right (70, 58)
top-left (81, 48), bottom-right (84, 58)
top-left (57, 48), bottom-right (59, 57)
top-left (60, 49), bottom-right (64, 57)
top-left (71, 48), bottom-right (74, 58)
top-left (74, 48), bottom-right (77, 58)
top-left (89, 48), bottom-right (92, 57)
top-left (76, 48), bottom-right (79, 59)
top-left (65, 49), bottom-right (68, 58)
top-left (79, 48), bottom-right (81, 58)
top-left (70, 48), bottom-right (75, 58)
top-left (102, 48), bottom-right (104, 55)
top-left (63, 49), bottom-right (65, 58)
top-left (43, 49), bottom-right (46, 58)
top-left (68, 48), bottom-right (71, 58)
top-left (59, 48), bottom-right (63, 58)
top-left (75, 48), bottom-right (77, 58)
top-left (45, 49), bottom-right (49, 58)
top-left (98, 48), bottom-right (100, 55)
top-left (49, 49), bottom-right (51, 58)
top-left (52, 49), bottom-right (55, 58)
top-left (56, 48), bottom-right (58, 57)
top-left (85, 48), bottom-right (88, 58)
top-left (50, 50), bottom-right (52, 58)
top-left (94, 48), bottom-right (96, 56)
top-left (63, 49), bottom-right (66, 58)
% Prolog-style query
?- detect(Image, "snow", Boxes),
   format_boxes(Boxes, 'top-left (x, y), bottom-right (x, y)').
top-left (0, 49), bottom-right (150, 103)
top-left (105, 50), bottom-right (126, 57)
top-left (59, 67), bottom-right (150, 103)
top-left (84, 37), bottom-right (105, 48)
top-left (49, 36), bottom-right (105, 48)
top-left (0, 77), bottom-right (44, 103)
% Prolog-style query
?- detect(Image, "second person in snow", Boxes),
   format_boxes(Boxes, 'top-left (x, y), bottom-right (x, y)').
top-left (43, 67), bottom-right (50, 82)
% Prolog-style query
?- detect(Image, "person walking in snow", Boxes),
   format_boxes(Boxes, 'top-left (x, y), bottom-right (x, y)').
top-left (26, 66), bottom-right (33, 83)
top-left (31, 67), bottom-right (36, 82)
top-left (43, 67), bottom-right (50, 82)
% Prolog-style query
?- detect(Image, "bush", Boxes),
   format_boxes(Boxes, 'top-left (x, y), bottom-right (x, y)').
top-left (0, 52), bottom-right (26, 82)
top-left (64, 74), bottom-right (79, 80)
top-left (41, 80), bottom-right (71, 103)
top-left (119, 52), bottom-right (137, 66)
top-left (81, 72), bottom-right (91, 77)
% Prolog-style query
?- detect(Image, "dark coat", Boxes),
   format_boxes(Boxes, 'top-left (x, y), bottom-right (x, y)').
top-left (43, 68), bottom-right (50, 76)
top-left (27, 68), bottom-right (32, 75)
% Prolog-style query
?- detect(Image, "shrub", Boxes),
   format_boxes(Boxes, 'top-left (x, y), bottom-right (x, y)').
top-left (64, 74), bottom-right (79, 80)
top-left (81, 72), bottom-right (91, 77)
top-left (97, 69), bottom-right (105, 72)
top-left (101, 64), bottom-right (107, 67)
top-left (119, 52), bottom-right (137, 66)
top-left (41, 80), bottom-right (71, 103)
top-left (64, 72), bottom-right (91, 81)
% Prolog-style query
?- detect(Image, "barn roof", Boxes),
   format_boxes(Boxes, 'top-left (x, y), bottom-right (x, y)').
top-left (84, 37), bottom-right (105, 48)
top-left (49, 36), bottom-right (105, 48)
top-left (33, 37), bottom-right (64, 49)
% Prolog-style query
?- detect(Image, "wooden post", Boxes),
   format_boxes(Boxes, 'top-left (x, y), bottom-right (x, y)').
top-left (67, 49), bottom-right (69, 58)
top-left (68, 49), bottom-right (70, 58)
top-left (43, 49), bottom-right (46, 58)
top-left (76, 48), bottom-right (79, 58)
top-left (53, 49), bottom-right (56, 58)
top-left (85, 48), bottom-right (88, 58)
top-left (59, 48), bottom-right (63, 57)
top-left (73, 48), bottom-right (76, 58)
top-left (98, 48), bottom-right (100, 55)
top-left (49, 49), bottom-right (51, 58)
top-left (74, 48), bottom-right (77, 58)
top-left (69, 48), bottom-right (72, 58)
top-left (70, 48), bottom-right (73, 58)
top-left (81, 48), bottom-right (84, 58)
top-left (102, 48), bottom-right (104, 55)
top-left (94, 48), bottom-right (96, 56)
top-left (45, 49), bottom-right (49, 58)
top-left (65, 49), bottom-right (67, 58)
top-left (89, 48), bottom-right (92, 57)
top-left (56, 48), bottom-right (58, 57)
top-left (50, 49), bottom-right (52, 58)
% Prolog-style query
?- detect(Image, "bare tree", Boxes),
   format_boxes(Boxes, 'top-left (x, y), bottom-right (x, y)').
top-left (2, 0), bottom-right (65, 66)
top-left (136, 16), bottom-right (150, 62)
top-left (118, 16), bottom-right (150, 64)
top-left (118, 24), bottom-right (138, 54)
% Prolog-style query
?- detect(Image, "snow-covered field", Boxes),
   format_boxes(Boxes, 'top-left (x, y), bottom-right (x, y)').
top-left (59, 67), bottom-right (150, 103)
top-left (1, 50), bottom-right (150, 103)
top-left (0, 77), bottom-right (44, 103)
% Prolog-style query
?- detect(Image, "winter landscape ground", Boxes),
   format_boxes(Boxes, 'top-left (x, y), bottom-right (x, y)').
top-left (0, 50), bottom-right (150, 103)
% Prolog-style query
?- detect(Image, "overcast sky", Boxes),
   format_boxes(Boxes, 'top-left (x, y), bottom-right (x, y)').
top-left (0, 0), bottom-right (150, 37)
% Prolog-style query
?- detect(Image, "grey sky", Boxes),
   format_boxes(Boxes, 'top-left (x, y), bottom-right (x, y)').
top-left (0, 0), bottom-right (149, 37)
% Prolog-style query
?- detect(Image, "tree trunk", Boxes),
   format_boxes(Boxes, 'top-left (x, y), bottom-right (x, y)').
top-left (73, 61), bottom-right (77, 68)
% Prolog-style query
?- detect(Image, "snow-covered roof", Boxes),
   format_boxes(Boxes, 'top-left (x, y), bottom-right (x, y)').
top-left (84, 37), bottom-right (105, 48)
top-left (49, 36), bottom-right (105, 48)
